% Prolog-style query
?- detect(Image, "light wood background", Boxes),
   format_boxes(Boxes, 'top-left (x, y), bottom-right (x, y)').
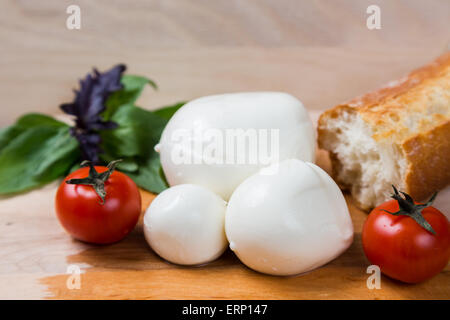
top-left (1, 0), bottom-right (449, 125)
top-left (0, 0), bottom-right (449, 299)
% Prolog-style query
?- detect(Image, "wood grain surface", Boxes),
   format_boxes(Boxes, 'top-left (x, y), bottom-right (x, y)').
top-left (0, 0), bottom-right (449, 299)
top-left (0, 149), bottom-right (448, 300)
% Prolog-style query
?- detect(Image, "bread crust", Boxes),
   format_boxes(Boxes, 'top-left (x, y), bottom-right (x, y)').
top-left (343, 52), bottom-right (450, 110)
top-left (318, 52), bottom-right (450, 208)
top-left (402, 120), bottom-right (450, 201)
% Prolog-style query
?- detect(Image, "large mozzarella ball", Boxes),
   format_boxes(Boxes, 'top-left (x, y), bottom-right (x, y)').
top-left (225, 159), bottom-right (354, 276)
top-left (157, 92), bottom-right (315, 200)
top-left (143, 184), bottom-right (227, 265)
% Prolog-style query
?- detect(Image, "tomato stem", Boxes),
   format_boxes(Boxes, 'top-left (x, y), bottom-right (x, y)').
top-left (381, 185), bottom-right (437, 235)
top-left (65, 159), bottom-right (122, 204)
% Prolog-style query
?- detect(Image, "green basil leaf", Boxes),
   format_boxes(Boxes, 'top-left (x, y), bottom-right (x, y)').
top-left (116, 159), bottom-right (139, 172)
top-left (125, 152), bottom-right (168, 193)
top-left (104, 75), bottom-right (157, 119)
top-left (153, 101), bottom-right (186, 120)
top-left (0, 126), bottom-right (22, 152)
top-left (99, 153), bottom-right (139, 172)
top-left (16, 113), bottom-right (67, 128)
top-left (0, 113), bottom-right (68, 153)
top-left (68, 162), bottom-right (81, 174)
top-left (0, 126), bottom-right (79, 195)
top-left (101, 104), bottom-right (167, 158)
top-left (99, 73), bottom-right (187, 193)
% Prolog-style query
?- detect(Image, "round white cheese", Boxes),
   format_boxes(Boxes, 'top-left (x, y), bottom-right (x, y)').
top-left (157, 92), bottom-right (316, 200)
top-left (143, 184), bottom-right (228, 265)
top-left (225, 159), bottom-right (354, 276)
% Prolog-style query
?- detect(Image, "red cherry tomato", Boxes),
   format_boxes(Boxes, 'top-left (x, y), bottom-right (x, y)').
top-left (55, 163), bottom-right (141, 244)
top-left (362, 196), bottom-right (450, 283)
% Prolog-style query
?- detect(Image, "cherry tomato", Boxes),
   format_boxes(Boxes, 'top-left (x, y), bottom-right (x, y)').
top-left (362, 193), bottom-right (450, 283)
top-left (55, 161), bottom-right (141, 244)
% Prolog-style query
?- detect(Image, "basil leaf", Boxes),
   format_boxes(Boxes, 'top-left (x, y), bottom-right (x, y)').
top-left (17, 113), bottom-right (67, 128)
top-left (125, 152), bottom-right (168, 193)
top-left (100, 101), bottom-right (184, 193)
top-left (68, 162), bottom-right (81, 174)
top-left (104, 75), bottom-right (157, 119)
top-left (116, 158), bottom-right (139, 172)
top-left (101, 104), bottom-right (167, 158)
top-left (0, 126), bottom-right (79, 194)
top-left (100, 153), bottom-right (139, 172)
top-left (0, 113), bottom-right (68, 153)
top-left (153, 101), bottom-right (186, 120)
top-left (0, 126), bottom-right (23, 152)
top-left (0, 70), bottom-right (185, 196)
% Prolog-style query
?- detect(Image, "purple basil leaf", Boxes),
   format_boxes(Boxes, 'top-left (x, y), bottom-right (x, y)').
top-left (90, 121), bottom-right (118, 131)
top-left (60, 103), bottom-right (77, 116)
top-left (60, 64), bottom-right (126, 162)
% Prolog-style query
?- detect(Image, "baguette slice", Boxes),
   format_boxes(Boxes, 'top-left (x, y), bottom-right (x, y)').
top-left (318, 52), bottom-right (450, 210)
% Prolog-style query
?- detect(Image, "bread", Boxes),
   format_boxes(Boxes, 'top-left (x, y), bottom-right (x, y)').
top-left (318, 52), bottom-right (450, 210)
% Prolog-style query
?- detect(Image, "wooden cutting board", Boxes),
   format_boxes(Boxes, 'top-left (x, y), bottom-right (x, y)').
top-left (0, 148), bottom-right (448, 300)
top-left (1, 0), bottom-right (449, 300)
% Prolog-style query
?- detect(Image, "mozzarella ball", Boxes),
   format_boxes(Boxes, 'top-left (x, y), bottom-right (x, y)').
top-left (225, 159), bottom-right (354, 276)
top-left (157, 92), bottom-right (316, 200)
top-left (143, 184), bottom-right (227, 265)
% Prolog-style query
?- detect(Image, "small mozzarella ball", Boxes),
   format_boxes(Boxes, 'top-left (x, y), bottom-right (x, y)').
top-left (225, 159), bottom-right (354, 276)
top-left (158, 92), bottom-right (316, 200)
top-left (143, 184), bottom-right (228, 265)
